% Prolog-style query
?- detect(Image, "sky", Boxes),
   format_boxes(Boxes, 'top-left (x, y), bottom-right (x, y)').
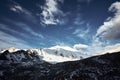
top-left (0, 0), bottom-right (120, 53)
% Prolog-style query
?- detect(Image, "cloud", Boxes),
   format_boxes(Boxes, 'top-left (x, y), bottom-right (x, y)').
top-left (92, 43), bottom-right (120, 56)
top-left (53, 41), bottom-right (89, 52)
top-left (0, 21), bottom-right (45, 48)
top-left (24, 26), bottom-right (44, 39)
top-left (74, 17), bottom-right (85, 25)
top-left (0, 23), bottom-right (28, 38)
top-left (10, 2), bottom-right (31, 15)
top-left (9, 1), bottom-right (38, 24)
top-left (73, 26), bottom-right (90, 40)
top-left (48, 43), bottom-right (89, 53)
top-left (0, 22), bottom-right (44, 39)
top-left (72, 39), bottom-right (106, 54)
top-left (102, 44), bottom-right (120, 53)
top-left (41, 0), bottom-right (63, 25)
top-left (73, 44), bottom-right (88, 50)
top-left (88, 38), bottom-right (106, 54)
top-left (0, 31), bottom-right (31, 49)
top-left (96, 1), bottom-right (120, 40)
top-left (0, 22), bottom-right (45, 49)
top-left (10, 5), bottom-right (23, 13)
top-left (72, 38), bottom-right (120, 55)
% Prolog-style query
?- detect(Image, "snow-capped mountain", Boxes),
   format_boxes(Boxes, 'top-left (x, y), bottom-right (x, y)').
top-left (0, 48), bottom-right (120, 80)
top-left (1, 44), bottom-right (120, 64)
top-left (0, 46), bottom-right (89, 63)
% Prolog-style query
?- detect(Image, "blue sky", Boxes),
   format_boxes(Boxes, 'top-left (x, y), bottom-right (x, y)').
top-left (0, 0), bottom-right (120, 53)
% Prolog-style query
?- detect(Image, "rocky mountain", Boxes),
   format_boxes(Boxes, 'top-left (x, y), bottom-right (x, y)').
top-left (0, 49), bottom-right (120, 80)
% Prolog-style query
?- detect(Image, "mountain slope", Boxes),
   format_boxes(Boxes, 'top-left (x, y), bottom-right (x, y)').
top-left (0, 50), bottom-right (120, 80)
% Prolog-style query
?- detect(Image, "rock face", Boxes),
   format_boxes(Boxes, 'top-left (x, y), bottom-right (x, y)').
top-left (0, 50), bottom-right (120, 80)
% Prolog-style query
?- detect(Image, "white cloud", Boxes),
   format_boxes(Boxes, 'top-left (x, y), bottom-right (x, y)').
top-left (88, 38), bottom-right (106, 54)
top-left (0, 21), bottom-right (46, 49)
top-left (0, 31), bottom-right (31, 49)
top-left (90, 1), bottom-right (120, 54)
top-left (96, 1), bottom-right (120, 40)
top-left (74, 17), bottom-right (85, 25)
top-left (9, 1), bottom-right (37, 23)
top-left (24, 26), bottom-right (44, 39)
top-left (73, 27), bottom-right (90, 40)
top-left (41, 0), bottom-right (63, 25)
top-left (72, 39), bottom-right (120, 55)
top-left (10, 5), bottom-right (23, 13)
top-left (73, 44), bottom-right (88, 50)
top-left (0, 23), bottom-right (28, 38)
top-left (49, 45), bottom-right (77, 52)
top-left (103, 44), bottom-right (120, 53)
top-left (10, 3), bottom-right (31, 15)
top-left (72, 38), bottom-right (106, 54)
top-left (92, 43), bottom-right (120, 56)
top-left (0, 22), bottom-right (44, 39)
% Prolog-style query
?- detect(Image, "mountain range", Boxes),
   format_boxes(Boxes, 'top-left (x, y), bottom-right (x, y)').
top-left (0, 46), bottom-right (89, 64)
top-left (0, 46), bottom-right (120, 80)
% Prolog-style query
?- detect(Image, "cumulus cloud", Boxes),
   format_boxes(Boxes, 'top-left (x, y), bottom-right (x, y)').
top-left (41, 0), bottom-right (63, 25)
top-left (96, 1), bottom-right (120, 40)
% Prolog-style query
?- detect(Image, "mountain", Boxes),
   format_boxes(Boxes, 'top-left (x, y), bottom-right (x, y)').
top-left (0, 46), bottom-right (89, 63)
top-left (0, 49), bottom-right (120, 80)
